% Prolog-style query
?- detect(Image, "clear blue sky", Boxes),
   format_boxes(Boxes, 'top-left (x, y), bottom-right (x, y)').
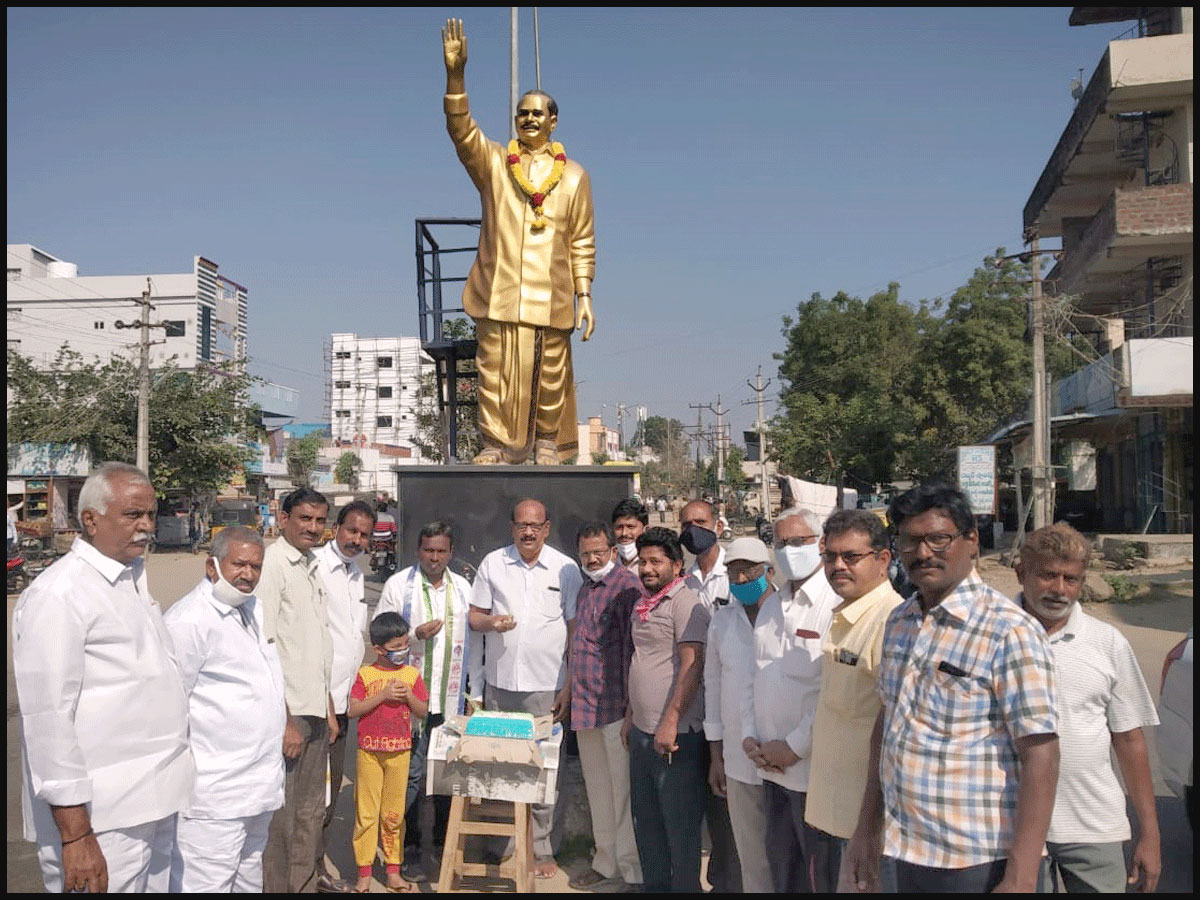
top-left (7, 7), bottom-right (1130, 442)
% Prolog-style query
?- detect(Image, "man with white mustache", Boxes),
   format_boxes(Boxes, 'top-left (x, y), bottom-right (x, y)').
top-left (1017, 524), bottom-right (1160, 894)
top-left (741, 507), bottom-right (837, 892)
top-left (14, 462), bottom-right (193, 894)
top-left (164, 525), bottom-right (286, 892)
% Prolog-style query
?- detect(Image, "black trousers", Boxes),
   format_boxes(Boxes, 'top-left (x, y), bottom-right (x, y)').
top-left (894, 858), bottom-right (1007, 892)
top-left (628, 727), bottom-right (706, 893)
top-left (404, 712), bottom-right (451, 851)
top-left (317, 713), bottom-right (349, 874)
top-left (763, 780), bottom-right (813, 893)
top-left (701, 741), bottom-right (742, 892)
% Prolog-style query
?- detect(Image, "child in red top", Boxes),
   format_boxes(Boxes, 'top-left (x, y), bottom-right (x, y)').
top-left (348, 612), bottom-right (429, 892)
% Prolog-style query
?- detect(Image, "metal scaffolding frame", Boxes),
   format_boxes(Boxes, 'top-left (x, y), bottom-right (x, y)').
top-left (415, 218), bottom-right (481, 461)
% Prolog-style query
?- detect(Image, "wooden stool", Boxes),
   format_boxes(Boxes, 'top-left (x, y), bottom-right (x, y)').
top-left (436, 796), bottom-right (534, 893)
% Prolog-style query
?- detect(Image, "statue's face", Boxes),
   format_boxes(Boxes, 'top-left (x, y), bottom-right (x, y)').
top-left (514, 94), bottom-right (556, 149)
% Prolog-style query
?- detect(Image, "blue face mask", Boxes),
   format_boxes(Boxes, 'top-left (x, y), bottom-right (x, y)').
top-left (386, 649), bottom-right (410, 666)
top-left (729, 573), bottom-right (768, 606)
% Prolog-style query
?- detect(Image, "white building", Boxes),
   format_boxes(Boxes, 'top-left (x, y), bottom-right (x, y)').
top-left (7, 244), bottom-right (247, 370)
top-left (328, 333), bottom-right (432, 453)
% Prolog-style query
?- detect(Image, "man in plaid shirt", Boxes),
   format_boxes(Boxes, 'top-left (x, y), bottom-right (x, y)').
top-left (845, 483), bottom-right (1059, 893)
top-left (565, 522), bottom-right (644, 891)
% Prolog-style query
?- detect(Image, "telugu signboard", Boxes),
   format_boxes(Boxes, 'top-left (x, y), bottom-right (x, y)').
top-left (957, 445), bottom-right (996, 517)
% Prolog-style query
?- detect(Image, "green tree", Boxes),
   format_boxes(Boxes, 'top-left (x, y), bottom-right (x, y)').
top-left (287, 433), bottom-right (322, 487)
top-left (771, 283), bottom-right (930, 488)
top-left (334, 451), bottom-right (361, 488)
top-left (630, 415), bottom-right (687, 459)
top-left (6, 347), bottom-right (255, 496)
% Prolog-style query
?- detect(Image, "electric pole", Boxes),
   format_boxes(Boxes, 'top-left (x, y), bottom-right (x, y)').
top-left (715, 394), bottom-right (726, 501)
top-left (114, 279), bottom-right (166, 475)
top-left (746, 366), bottom-right (772, 520)
top-left (137, 280), bottom-right (151, 473)
top-left (1028, 230), bottom-right (1052, 530)
top-left (509, 9), bottom-right (519, 141)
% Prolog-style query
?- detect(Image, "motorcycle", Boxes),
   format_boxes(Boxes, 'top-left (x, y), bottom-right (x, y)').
top-left (368, 520), bottom-right (398, 578)
top-left (7, 554), bottom-right (28, 594)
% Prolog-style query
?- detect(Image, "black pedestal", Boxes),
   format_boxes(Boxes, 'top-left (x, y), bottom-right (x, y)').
top-left (391, 465), bottom-right (636, 575)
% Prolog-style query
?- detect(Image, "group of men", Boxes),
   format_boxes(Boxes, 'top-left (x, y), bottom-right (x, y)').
top-left (13, 463), bottom-right (1166, 894)
top-left (562, 487), bottom-right (1163, 895)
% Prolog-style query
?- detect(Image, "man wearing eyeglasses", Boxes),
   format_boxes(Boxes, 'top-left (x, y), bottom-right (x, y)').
top-left (741, 507), bottom-right (838, 892)
top-left (468, 498), bottom-right (583, 880)
top-left (844, 483), bottom-right (1058, 894)
top-left (803, 510), bottom-right (903, 892)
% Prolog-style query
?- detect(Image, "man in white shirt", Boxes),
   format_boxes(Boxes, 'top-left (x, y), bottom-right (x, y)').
top-left (679, 498), bottom-right (738, 891)
top-left (704, 538), bottom-right (773, 893)
top-left (14, 462), bottom-right (194, 894)
top-left (164, 525), bottom-right (286, 892)
top-left (257, 487), bottom-right (339, 894)
top-left (611, 498), bottom-right (648, 574)
top-left (1017, 523), bottom-right (1161, 893)
top-left (741, 507), bottom-right (837, 892)
top-left (377, 520), bottom-right (477, 883)
top-left (680, 499), bottom-right (729, 609)
top-left (469, 498), bottom-right (582, 879)
top-left (7, 496), bottom-right (23, 555)
top-left (313, 499), bottom-right (375, 893)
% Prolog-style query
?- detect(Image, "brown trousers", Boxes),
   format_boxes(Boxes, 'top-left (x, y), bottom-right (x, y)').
top-left (263, 716), bottom-right (329, 893)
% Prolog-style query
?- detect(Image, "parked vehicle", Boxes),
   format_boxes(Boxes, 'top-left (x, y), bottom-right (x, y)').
top-left (7, 554), bottom-right (27, 594)
top-left (369, 518), bottom-right (397, 577)
top-left (1158, 629), bottom-right (1193, 828)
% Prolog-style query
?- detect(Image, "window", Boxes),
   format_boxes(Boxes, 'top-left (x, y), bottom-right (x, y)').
top-left (335, 351), bottom-right (351, 359)
top-left (335, 410), bottom-right (350, 418)
top-left (377, 356), bottom-right (393, 368)
top-left (8, 268), bottom-right (21, 281)
top-left (377, 416), bottom-right (393, 427)
top-left (378, 386), bottom-right (393, 399)
top-left (94, 321), bottom-right (105, 330)
top-left (164, 320), bottom-right (186, 337)
top-left (335, 380), bottom-right (350, 389)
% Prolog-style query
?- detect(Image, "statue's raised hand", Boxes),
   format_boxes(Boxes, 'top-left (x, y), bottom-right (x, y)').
top-left (442, 18), bottom-right (467, 73)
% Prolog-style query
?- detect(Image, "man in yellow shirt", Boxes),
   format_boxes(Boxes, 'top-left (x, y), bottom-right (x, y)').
top-left (441, 18), bottom-right (596, 465)
top-left (804, 510), bottom-right (903, 892)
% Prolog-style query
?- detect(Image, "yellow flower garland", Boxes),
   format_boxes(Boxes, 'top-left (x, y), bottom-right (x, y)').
top-left (507, 140), bottom-right (567, 231)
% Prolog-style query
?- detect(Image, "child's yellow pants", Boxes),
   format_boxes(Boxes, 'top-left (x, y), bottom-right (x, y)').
top-left (353, 749), bottom-right (411, 873)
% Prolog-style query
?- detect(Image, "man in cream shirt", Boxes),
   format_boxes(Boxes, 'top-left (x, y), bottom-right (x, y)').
top-left (256, 487), bottom-right (338, 893)
top-left (804, 510), bottom-right (903, 892)
top-left (313, 499), bottom-right (375, 893)
top-left (14, 462), bottom-right (194, 894)
top-left (164, 525), bottom-right (286, 892)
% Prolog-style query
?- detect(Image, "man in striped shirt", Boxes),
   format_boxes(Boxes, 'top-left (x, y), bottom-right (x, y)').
top-left (1017, 524), bottom-right (1160, 893)
top-left (845, 483), bottom-right (1059, 893)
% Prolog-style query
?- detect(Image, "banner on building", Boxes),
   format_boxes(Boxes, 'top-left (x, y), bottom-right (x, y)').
top-left (957, 445), bottom-right (996, 516)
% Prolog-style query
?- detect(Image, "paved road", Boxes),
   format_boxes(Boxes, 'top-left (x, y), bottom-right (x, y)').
top-left (7, 547), bottom-right (1194, 892)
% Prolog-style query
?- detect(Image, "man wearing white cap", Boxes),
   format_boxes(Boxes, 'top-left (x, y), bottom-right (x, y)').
top-left (704, 537), bottom-right (774, 893)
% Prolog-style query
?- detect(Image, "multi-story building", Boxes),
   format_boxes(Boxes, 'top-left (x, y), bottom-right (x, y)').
top-left (7, 243), bottom-right (300, 419)
top-left (328, 333), bottom-right (431, 452)
top-left (1021, 7), bottom-right (1192, 533)
top-left (7, 244), bottom-right (246, 370)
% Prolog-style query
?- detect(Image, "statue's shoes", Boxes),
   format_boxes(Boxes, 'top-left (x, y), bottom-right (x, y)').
top-left (473, 448), bottom-right (504, 465)
top-left (534, 440), bottom-right (560, 466)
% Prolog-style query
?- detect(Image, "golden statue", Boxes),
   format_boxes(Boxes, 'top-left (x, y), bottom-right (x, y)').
top-left (441, 18), bottom-right (596, 465)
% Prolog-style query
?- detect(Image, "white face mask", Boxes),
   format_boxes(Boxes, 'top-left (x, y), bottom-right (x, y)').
top-left (775, 543), bottom-right (821, 583)
top-left (210, 559), bottom-right (255, 608)
top-left (584, 559), bottom-right (616, 583)
top-left (617, 541), bottom-right (638, 562)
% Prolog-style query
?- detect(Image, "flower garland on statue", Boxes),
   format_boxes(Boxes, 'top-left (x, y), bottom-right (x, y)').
top-left (507, 139), bottom-right (567, 231)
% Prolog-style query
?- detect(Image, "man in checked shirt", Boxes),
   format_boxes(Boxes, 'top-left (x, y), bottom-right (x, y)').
top-left (845, 483), bottom-right (1059, 893)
